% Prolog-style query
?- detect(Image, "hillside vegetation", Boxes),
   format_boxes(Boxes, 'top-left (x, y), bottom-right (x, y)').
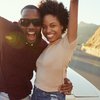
top-left (81, 27), bottom-right (100, 57)
top-left (78, 21), bottom-right (100, 45)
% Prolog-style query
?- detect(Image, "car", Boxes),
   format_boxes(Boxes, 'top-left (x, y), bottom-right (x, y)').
top-left (67, 67), bottom-right (100, 100)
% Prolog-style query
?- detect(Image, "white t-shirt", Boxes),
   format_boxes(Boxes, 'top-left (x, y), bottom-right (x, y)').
top-left (34, 36), bottom-right (77, 92)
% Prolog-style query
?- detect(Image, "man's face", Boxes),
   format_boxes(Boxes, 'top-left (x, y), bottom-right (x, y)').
top-left (19, 8), bottom-right (41, 43)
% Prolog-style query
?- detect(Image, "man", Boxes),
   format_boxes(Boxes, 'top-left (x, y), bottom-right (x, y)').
top-left (0, 5), bottom-right (72, 100)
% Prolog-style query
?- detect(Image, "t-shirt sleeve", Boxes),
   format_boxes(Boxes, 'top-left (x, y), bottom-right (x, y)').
top-left (61, 35), bottom-right (77, 49)
top-left (61, 35), bottom-right (77, 61)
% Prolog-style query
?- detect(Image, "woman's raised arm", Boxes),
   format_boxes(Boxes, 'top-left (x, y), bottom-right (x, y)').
top-left (67, 0), bottom-right (79, 43)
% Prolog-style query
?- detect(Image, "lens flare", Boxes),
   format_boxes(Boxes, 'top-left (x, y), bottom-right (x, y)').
top-left (5, 32), bottom-right (25, 49)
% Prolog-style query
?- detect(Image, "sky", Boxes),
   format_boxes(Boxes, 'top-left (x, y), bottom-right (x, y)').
top-left (0, 0), bottom-right (100, 25)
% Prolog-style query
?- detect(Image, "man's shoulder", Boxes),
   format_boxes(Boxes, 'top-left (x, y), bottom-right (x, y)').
top-left (41, 39), bottom-right (48, 45)
top-left (0, 17), bottom-right (22, 35)
top-left (0, 16), bottom-right (13, 27)
top-left (38, 39), bottom-right (48, 48)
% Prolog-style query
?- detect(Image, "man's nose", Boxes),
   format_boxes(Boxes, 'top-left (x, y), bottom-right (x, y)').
top-left (28, 23), bottom-right (35, 28)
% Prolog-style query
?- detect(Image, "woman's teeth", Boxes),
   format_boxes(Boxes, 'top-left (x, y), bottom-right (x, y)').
top-left (47, 34), bottom-right (54, 38)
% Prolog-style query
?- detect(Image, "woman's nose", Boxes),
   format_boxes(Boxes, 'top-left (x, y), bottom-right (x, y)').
top-left (46, 27), bottom-right (51, 33)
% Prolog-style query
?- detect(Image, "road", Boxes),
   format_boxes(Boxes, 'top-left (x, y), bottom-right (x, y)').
top-left (69, 47), bottom-right (100, 90)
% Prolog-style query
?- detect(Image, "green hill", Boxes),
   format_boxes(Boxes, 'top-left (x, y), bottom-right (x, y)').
top-left (81, 27), bottom-right (100, 57)
top-left (77, 21), bottom-right (100, 45)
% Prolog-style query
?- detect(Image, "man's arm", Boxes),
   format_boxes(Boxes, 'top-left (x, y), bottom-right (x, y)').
top-left (58, 78), bottom-right (73, 95)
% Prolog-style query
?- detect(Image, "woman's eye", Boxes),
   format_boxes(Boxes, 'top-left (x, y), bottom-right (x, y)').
top-left (51, 24), bottom-right (56, 28)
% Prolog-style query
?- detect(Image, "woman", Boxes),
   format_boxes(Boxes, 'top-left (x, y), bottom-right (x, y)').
top-left (32, 0), bottom-right (78, 100)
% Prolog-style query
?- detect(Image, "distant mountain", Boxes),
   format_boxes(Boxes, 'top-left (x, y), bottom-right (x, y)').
top-left (77, 21), bottom-right (100, 45)
top-left (81, 27), bottom-right (100, 57)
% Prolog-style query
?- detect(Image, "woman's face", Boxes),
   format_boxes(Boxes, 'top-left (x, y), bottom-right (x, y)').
top-left (42, 14), bottom-right (63, 43)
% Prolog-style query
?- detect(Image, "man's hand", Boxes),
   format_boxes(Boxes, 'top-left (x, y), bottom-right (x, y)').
top-left (58, 78), bottom-right (73, 95)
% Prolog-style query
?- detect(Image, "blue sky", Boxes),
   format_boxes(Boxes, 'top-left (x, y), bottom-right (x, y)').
top-left (0, 0), bottom-right (100, 25)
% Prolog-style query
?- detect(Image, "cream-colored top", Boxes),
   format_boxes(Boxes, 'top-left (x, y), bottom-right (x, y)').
top-left (34, 36), bottom-right (77, 92)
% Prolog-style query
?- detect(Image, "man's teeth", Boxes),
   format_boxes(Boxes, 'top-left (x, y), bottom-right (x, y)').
top-left (28, 32), bottom-right (35, 35)
top-left (47, 34), bottom-right (54, 38)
